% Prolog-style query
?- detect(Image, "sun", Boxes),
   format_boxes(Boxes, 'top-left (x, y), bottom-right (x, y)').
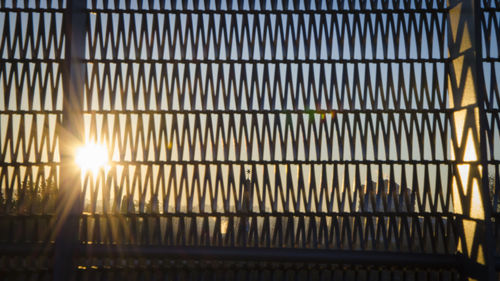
top-left (75, 142), bottom-right (109, 175)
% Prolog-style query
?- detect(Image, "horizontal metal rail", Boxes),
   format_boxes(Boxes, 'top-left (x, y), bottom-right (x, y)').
top-left (0, 242), bottom-right (464, 268)
top-left (78, 245), bottom-right (462, 268)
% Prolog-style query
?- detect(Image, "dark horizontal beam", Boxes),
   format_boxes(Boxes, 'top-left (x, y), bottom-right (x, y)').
top-left (0, 243), bottom-right (54, 256)
top-left (0, 159), bottom-right (483, 166)
top-left (0, 242), bottom-right (459, 268)
top-left (81, 58), bottom-right (450, 64)
top-left (0, 7), bottom-right (449, 14)
top-left (5, 242), bottom-right (496, 272)
top-left (77, 245), bottom-right (460, 268)
top-left (84, 8), bottom-right (449, 15)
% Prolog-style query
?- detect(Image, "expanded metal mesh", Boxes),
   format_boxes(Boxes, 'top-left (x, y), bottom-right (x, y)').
top-left (78, 0), bottom-right (458, 254)
top-left (0, 1), bottom-right (64, 245)
top-left (0, 0), bottom-right (498, 280)
top-left (481, 0), bottom-right (500, 254)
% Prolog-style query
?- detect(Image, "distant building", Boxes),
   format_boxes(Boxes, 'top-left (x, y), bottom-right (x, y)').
top-left (237, 175), bottom-right (252, 237)
top-left (360, 179), bottom-right (416, 212)
top-left (240, 177), bottom-right (252, 213)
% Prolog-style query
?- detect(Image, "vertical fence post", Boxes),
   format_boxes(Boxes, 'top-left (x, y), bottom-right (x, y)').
top-left (54, 1), bottom-right (86, 280)
top-left (447, 0), bottom-right (495, 279)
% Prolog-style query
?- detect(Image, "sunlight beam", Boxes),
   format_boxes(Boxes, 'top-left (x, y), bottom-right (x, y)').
top-left (75, 142), bottom-right (109, 175)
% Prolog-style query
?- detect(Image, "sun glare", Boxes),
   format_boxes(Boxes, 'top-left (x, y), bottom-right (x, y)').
top-left (75, 143), bottom-right (109, 174)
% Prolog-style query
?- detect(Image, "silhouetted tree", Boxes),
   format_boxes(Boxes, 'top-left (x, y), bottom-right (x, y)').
top-left (0, 179), bottom-right (58, 214)
top-left (489, 175), bottom-right (498, 212)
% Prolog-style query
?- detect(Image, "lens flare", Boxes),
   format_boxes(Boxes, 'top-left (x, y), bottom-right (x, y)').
top-left (75, 142), bottom-right (109, 175)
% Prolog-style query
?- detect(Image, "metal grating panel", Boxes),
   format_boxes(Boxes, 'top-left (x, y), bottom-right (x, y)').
top-left (0, 0), bottom-right (498, 280)
top-left (0, 1), bottom-right (65, 245)
top-left (80, 0), bottom-right (457, 253)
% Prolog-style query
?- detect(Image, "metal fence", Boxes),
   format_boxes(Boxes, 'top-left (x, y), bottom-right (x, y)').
top-left (0, 0), bottom-right (499, 280)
